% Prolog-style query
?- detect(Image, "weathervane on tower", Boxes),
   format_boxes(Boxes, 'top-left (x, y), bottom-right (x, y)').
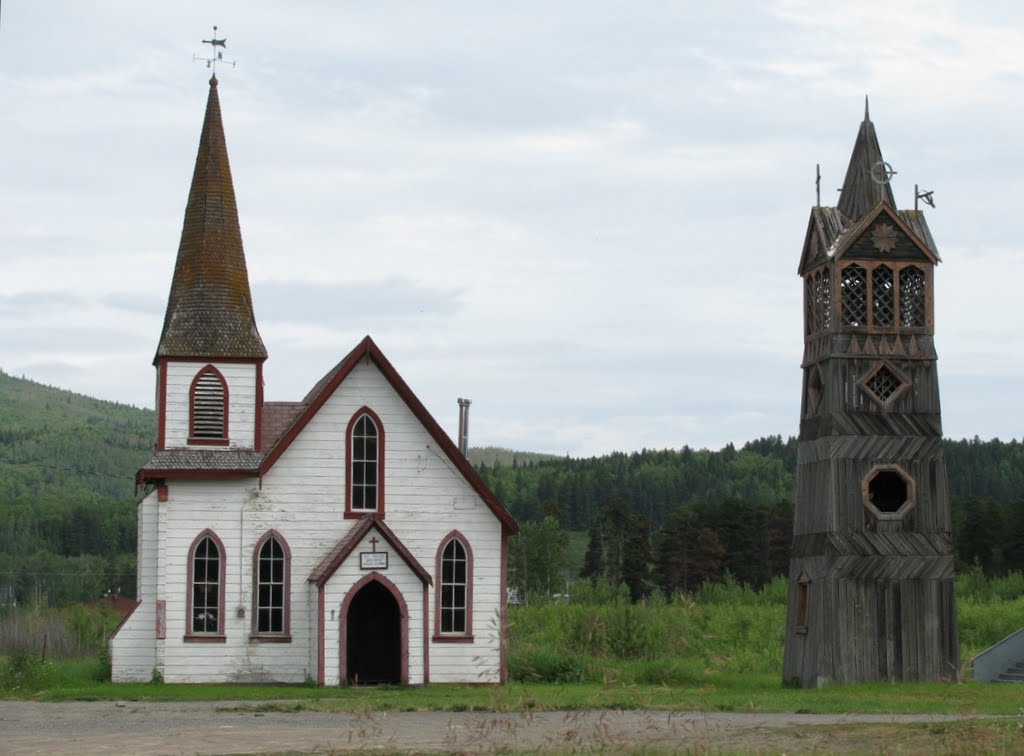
top-left (193, 26), bottom-right (236, 74)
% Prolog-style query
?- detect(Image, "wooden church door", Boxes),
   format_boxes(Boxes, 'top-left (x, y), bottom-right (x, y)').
top-left (345, 580), bottom-right (401, 684)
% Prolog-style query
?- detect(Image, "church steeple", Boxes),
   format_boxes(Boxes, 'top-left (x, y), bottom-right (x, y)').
top-left (836, 97), bottom-right (896, 223)
top-left (156, 76), bottom-right (267, 362)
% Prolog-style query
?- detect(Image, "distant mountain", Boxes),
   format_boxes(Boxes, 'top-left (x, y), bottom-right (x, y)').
top-left (0, 370), bottom-right (154, 503)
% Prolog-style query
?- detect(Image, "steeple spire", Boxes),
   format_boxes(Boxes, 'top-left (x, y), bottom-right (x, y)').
top-left (836, 97), bottom-right (896, 223)
top-left (156, 77), bottom-right (267, 362)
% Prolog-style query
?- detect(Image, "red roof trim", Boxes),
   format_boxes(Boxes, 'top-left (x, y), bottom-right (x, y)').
top-left (309, 514), bottom-right (432, 588)
top-left (260, 336), bottom-right (518, 533)
top-left (138, 469), bottom-right (257, 482)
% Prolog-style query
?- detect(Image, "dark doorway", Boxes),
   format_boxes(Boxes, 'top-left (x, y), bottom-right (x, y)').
top-left (346, 580), bottom-right (401, 685)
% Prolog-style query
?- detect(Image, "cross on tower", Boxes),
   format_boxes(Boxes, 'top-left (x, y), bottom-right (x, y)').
top-left (369, 536), bottom-right (379, 552)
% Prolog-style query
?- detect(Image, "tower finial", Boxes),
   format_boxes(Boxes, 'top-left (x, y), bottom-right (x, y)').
top-left (864, 95), bottom-right (870, 122)
top-left (193, 25), bottom-right (237, 75)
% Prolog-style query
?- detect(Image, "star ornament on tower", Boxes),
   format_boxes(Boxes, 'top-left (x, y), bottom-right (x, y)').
top-left (871, 223), bottom-right (899, 254)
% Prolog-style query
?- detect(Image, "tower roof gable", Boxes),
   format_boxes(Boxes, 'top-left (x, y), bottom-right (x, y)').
top-left (156, 77), bottom-right (267, 362)
top-left (837, 99), bottom-right (896, 224)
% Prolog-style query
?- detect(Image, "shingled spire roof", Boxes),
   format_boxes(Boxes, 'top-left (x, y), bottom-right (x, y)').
top-left (836, 97), bottom-right (896, 224)
top-left (155, 75), bottom-right (267, 363)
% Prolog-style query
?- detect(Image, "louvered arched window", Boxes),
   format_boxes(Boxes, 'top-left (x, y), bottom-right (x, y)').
top-left (189, 365), bottom-right (229, 444)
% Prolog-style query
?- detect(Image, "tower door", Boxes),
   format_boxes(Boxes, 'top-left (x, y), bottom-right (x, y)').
top-left (345, 580), bottom-right (401, 685)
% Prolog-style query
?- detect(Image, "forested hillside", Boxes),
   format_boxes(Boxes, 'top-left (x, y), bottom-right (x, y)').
top-left (0, 370), bottom-right (152, 605)
top-left (3, 370), bottom-right (1024, 606)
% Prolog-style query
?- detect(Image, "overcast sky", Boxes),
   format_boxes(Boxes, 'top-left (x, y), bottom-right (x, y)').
top-left (2, 2), bottom-right (1023, 457)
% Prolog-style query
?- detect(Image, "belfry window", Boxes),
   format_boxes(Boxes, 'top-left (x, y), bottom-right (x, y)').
top-left (190, 366), bottom-right (228, 443)
top-left (804, 269), bottom-right (832, 335)
top-left (872, 266), bottom-right (894, 328)
top-left (840, 264), bottom-right (868, 327)
top-left (900, 266), bottom-right (926, 328)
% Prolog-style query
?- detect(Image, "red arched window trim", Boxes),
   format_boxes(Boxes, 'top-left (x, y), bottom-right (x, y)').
top-left (185, 529), bottom-right (227, 642)
top-left (189, 365), bottom-right (230, 446)
top-left (344, 406), bottom-right (385, 518)
top-left (251, 529), bottom-right (292, 641)
top-left (434, 530), bottom-right (474, 642)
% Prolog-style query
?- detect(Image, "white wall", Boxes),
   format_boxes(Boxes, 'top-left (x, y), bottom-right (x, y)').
top-left (110, 494), bottom-right (158, 682)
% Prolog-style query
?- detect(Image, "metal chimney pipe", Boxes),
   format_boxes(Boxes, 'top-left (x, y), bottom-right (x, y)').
top-left (457, 398), bottom-right (471, 457)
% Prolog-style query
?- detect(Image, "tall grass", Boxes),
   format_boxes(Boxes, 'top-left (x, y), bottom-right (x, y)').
top-left (509, 576), bottom-right (787, 684)
top-left (0, 603), bottom-right (120, 659)
top-left (509, 571), bottom-right (1024, 684)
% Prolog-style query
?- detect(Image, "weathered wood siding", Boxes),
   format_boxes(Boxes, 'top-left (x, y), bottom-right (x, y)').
top-left (163, 361), bottom-right (258, 448)
top-left (785, 214), bottom-right (958, 687)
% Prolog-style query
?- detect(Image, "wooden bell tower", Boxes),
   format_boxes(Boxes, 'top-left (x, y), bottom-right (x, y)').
top-left (782, 103), bottom-right (959, 687)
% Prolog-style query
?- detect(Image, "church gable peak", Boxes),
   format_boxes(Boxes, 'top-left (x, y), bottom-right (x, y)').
top-left (156, 77), bottom-right (267, 363)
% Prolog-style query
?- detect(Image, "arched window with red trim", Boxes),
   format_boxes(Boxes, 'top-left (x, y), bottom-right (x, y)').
top-left (345, 407), bottom-right (385, 517)
top-left (252, 530), bottom-right (291, 640)
top-left (186, 529), bottom-right (226, 641)
top-left (189, 365), bottom-right (229, 445)
top-left (434, 531), bottom-right (473, 641)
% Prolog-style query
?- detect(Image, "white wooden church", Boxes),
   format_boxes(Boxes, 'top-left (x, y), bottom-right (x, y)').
top-left (109, 76), bottom-right (518, 685)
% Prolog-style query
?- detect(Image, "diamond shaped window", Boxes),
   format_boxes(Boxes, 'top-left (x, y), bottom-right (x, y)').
top-left (859, 362), bottom-right (910, 409)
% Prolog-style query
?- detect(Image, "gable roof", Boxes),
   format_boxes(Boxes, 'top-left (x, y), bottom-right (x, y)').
top-left (156, 76), bottom-right (267, 363)
top-left (261, 335), bottom-right (519, 533)
top-left (308, 514), bottom-right (431, 587)
top-left (798, 105), bottom-right (940, 275)
top-left (830, 202), bottom-right (939, 265)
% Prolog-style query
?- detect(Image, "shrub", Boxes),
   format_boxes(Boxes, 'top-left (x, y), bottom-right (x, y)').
top-left (0, 651), bottom-right (54, 693)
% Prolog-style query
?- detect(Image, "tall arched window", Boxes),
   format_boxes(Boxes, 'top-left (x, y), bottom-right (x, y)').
top-left (346, 407), bottom-right (385, 517)
top-left (186, 530), bottom-right (226, 641)
top-left (252, 530), bottom-right (291, 639)
top-left (435, 531), bottom-right (473, 640)
top-left (190, 365), bottom-right (229, 445)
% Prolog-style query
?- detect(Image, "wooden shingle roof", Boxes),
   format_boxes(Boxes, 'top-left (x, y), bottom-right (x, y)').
top-left (155, 76), bottom-right (267, 362)
top-left (836, 99), bottom-right (896, 224)
top-left (797, 105), bottom-right (939, 275)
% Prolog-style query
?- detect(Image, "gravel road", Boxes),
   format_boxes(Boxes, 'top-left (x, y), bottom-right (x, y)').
top-left (0, 701), bottom-right (1001, 754)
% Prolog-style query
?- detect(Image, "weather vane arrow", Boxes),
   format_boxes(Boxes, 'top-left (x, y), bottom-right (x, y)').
top-left (193, 25), bottom-right (236, 73)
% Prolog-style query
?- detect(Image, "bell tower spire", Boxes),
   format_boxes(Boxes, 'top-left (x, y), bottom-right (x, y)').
top-left (153, 76), bottom-right (266, 453)
top-left (836, 96), bottom-right (896, 223)
top-left (784, 105), bottom-right (958, 687)
top-left (156, 76), bottom-right (266, 361)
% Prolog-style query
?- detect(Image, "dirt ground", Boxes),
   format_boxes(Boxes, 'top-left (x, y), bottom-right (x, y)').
top-left (0, 701), bottom-right (1010, 754)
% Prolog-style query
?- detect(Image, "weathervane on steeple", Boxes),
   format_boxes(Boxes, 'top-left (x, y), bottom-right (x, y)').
top-left (193, 26), bottom-right (236, 74)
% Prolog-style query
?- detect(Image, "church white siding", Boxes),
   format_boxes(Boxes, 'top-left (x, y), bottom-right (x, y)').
top-left (110, 494), bottom-right (159, 682)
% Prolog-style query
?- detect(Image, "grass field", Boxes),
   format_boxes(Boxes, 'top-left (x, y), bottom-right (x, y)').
top-left (2, 570), bottom-right (1023, 718)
